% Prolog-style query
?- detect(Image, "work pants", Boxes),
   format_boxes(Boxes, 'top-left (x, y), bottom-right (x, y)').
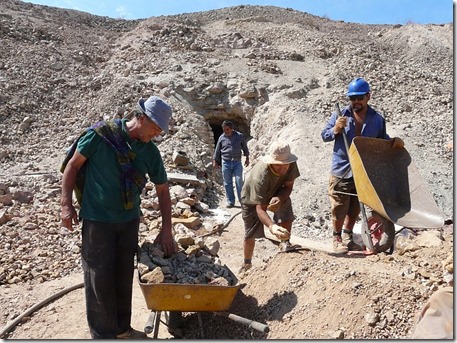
top-left (81, 218), bottom-right (140, 339)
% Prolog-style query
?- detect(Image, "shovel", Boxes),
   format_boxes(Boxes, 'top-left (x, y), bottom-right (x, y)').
top-left (278, 244), bottom-right (311, 253)
top-left (335, 103), bottom-right (374, 252)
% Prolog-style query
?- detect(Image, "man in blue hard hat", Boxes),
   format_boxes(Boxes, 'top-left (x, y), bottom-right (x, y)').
top-left (321, 78), bottom-right (404, 254)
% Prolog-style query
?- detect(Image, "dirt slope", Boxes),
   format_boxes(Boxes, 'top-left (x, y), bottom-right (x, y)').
top-left (0, 0), bottom-right (453, 339)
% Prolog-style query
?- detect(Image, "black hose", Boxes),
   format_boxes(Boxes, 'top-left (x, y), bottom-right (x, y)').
top-left (0, 282), bottom-right (84, 338)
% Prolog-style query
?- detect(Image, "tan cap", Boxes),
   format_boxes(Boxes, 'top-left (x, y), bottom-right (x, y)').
top-left (262, 141), bottom-right (298, 165)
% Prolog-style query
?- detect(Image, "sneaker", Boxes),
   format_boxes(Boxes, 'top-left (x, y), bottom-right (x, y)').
top-left (226, 203), bottom-right (234, 208)
top-left (342, 231), bottom-right (363, 251)
top-left (333, 237), bottom-right (348, 254)
top-left (278, 240), bottom-right (292, 252)
top-left (341, 231), bottom-right (352, 246)
top-left (116, 328), bottom-right (148, 339)
top-left (238, 263), bottom-right (252, 274)
top-left (347, 240), bottom-right (364, 251)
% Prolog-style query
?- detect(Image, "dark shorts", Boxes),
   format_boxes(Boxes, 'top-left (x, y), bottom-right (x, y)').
top-left (241, 197), bottom-right (295, 239)
top-left (328, 175), bottom-right (360, 221)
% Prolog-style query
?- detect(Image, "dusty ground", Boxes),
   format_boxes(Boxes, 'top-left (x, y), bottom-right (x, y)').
top-left (0, 0), bottom-right (453, 340)
top-left (2, 205), bottom-right (453, 339)
top-left (1, 206), bottom-right (273, 339)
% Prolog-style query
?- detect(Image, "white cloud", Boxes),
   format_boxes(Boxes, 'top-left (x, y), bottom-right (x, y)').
top-left (115, 5), bottom-right (131, 19)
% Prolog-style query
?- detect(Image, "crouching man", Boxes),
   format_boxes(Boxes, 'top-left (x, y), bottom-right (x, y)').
top-left (239, 141), bottom-right (300, 274)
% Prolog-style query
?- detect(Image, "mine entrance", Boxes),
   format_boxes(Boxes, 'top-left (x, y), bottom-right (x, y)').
top-left (207, 116), bottom-right (251, 146)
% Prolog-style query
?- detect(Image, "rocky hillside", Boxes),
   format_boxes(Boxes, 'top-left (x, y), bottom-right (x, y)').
top-left (0, 0), bottom-right (453, 339)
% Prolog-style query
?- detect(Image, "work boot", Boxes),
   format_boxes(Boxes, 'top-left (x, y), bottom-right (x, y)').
top-left (333, 235), bottom-right (348, 254)
top-left (342, 230), bottom-right (363, 251)
top-left (116, 328), bottom-right (148, 339)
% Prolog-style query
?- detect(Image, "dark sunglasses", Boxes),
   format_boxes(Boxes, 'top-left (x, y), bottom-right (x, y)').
top-left (349, 94), bottom-right (366, 101)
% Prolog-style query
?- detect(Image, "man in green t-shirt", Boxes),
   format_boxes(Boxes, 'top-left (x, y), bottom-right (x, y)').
top-left (60, 96), bottom-right (177, 339)
top-left (239, 141), bottom-right (300, 274)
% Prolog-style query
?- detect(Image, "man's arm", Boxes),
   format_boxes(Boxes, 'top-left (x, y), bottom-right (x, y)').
top-left (255, 203), bottom-right (274, 228)
top-left (241, 135), bottom-right (250, 167)
top-left (213, 137), bottom-right (222, 168)
top-left (154, 182), bottom-right (177, 256)
top-left (255, 203), bottom-right (290, 240)
top-left (275, 180), bottom-right (295, 203)
top-left (321, 112), bottom-right (338, 142)
top-left (267, 180), bottom-right (295, 212)
top-left (60, 150), bottom-right (86, 231)
top-left (255, 180), bottom-right (295, 228)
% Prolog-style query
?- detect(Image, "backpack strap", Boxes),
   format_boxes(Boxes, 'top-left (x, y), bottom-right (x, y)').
top-left (61, 119), bottom-right (147, 209)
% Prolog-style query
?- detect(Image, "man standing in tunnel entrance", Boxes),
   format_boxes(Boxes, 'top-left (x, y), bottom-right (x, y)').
top-left (213, 120), bottom-right (250, 207)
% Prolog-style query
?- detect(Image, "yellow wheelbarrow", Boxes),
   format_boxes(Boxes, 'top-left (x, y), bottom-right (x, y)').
top-left (138, 267), bottom-right (269, 338)
top-left (335, 104), bottom-right (444, 253)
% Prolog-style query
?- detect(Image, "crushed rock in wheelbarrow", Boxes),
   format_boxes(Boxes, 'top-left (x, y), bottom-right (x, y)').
top-left (137, 223), bottom-right (237, 287)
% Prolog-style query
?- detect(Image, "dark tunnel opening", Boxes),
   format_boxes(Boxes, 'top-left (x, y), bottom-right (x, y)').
top-left (208, 117), bottom-right (251, 147)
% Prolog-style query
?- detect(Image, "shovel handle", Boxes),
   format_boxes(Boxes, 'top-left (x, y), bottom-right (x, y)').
top-left (335, 103), bottom-right (350, 152)
top-left (335, 103), bottom-right (375, 251)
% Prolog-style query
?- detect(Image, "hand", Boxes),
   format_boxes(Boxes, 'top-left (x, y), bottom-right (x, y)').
top-left (213, 160), bottom-right (220, 169)
top-left (391, 137), bottom-right (404, 149)
top-left (154, 230), bottom-right (178, 257)
top-left (269, 224), bottom-right (290, 240)
top-left (334, 117), bottom-right (347, 134)
top-left (244, 157), bottom-right (250, 167)
top-left (60, 204), bottom-right (78, 231)
top-left (267, 197), bottom-right (281, 212)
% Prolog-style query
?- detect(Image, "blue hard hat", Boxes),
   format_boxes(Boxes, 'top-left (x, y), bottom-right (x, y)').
top-left (346, 78), bottom-right (370, 96)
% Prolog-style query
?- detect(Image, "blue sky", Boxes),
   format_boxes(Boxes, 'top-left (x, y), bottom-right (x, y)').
top-left (22, 0), bottom-right (452, 24)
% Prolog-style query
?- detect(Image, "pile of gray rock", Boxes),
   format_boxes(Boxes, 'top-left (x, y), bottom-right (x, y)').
top-left (138, 225), bottom-right (236, 286)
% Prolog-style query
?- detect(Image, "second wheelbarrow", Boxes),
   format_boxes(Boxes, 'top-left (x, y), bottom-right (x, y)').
top-left (335, 103), bottom-right (444, 253)
top-left (348, 136), bottom-right (444, 252)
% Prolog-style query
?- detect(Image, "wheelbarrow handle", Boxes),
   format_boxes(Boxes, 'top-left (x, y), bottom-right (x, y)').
top-left (216, 311), bottom-right (269, 333)
top-left (144, 311), bottom-right (155, 334)
top-left (144, 311), bottom-right (161, 337)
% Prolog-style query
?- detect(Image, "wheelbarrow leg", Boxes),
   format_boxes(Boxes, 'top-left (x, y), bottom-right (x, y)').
top-left (153, 311), bottom-right (161, 339)
top-left (360, 203), bottom-right (375, 252)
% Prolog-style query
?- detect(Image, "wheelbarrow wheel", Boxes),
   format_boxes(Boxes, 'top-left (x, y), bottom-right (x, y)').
top-left (166, 311), bottom-right (184, 338)
top-left (365, 212), bottom-right (395, 253)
